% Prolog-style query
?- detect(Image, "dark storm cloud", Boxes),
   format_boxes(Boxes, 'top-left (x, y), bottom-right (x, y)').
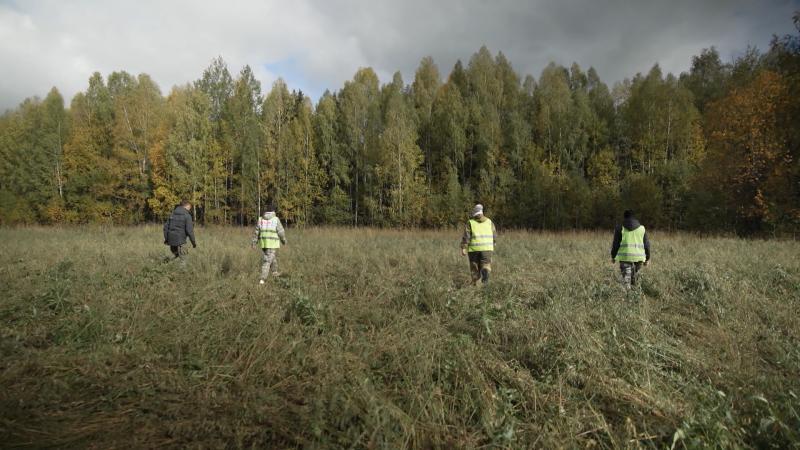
top-left (0, 0), bottom-right (797, 110)
top-left (307, 0), bottom-right (798, 87)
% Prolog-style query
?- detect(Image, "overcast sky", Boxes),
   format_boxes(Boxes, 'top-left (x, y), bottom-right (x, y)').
top-left (1, 0), bottom-right (798, 111)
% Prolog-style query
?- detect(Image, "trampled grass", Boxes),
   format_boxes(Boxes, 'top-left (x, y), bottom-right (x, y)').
top-left (0, 226), bottom-right (798, 448)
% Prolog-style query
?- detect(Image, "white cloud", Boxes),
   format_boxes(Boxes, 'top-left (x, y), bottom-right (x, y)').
top-left (0, 0), bottom-right (797, 111)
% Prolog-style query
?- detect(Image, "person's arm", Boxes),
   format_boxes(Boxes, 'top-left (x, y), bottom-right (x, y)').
top-left (491, 221), bottom-right (497, 247)
top-left (460, 222), bottom-right (471, 250)
top-left (643, 230), bottom-right (651, 262)
top-left (252, 223), bottom-right (260, 245)
top-left (276, 219), bottom-right (287, 245)
top-left (186, 214), bottom-right (196, 247)
top-left (610, 226), bottom-right (622, 261)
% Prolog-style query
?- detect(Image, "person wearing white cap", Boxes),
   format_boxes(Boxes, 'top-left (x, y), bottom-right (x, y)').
top-left (251, 202), bottom-right (287, 284)
top-left (460, 204), bottom-right (497, 286)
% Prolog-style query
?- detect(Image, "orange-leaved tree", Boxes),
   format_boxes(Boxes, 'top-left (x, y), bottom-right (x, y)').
top-left (703, 70), bottom-right (790, 232)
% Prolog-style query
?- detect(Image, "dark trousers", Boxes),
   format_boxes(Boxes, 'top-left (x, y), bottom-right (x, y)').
top-left (170, 244), bottom-right (187, 259)
top-left (468, 251), bottom-right (492, 284)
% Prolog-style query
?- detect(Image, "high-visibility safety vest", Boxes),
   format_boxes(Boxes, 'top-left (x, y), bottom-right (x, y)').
top-left (257, 217), bottom-right (281, 249)
top-left (616, 226), bottom-right (646, 262)
top-left (468, 218), bottom-right (495, 252)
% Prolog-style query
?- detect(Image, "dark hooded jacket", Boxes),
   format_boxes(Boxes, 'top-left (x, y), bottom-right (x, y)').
top-left (163, 206), bottom-right (196, 247)
top-left (610, 216), bottom-right (650, 261)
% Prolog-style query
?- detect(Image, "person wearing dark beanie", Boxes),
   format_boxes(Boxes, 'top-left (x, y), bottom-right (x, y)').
top-left (610, 209), bottom-right (650, 288)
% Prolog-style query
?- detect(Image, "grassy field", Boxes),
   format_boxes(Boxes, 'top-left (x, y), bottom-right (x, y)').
top-left (0, 226), bottom-right (799, 449)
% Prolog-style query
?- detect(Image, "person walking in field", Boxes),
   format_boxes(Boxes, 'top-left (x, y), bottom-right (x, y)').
top-left (461, 204), bottom-right (497, 286)
top-left (610, 209), bottom-right (650, 288)
top-left (252, 203), bottom-right (287, 284)
top-left (163, 199), bottom-right (197, 264)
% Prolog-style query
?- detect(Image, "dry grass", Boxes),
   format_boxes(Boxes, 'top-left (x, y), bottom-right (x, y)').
top-left (1, 226), bottom-right (799, 449)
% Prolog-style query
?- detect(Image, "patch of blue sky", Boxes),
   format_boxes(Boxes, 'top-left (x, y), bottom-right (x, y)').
top-left (264, 57), bottom-right (324, 104)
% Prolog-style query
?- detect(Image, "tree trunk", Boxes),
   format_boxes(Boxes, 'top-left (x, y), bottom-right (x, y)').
top-left (56, 120), bottom-right (63, 198)
top-left (122, 104), bottom-right (144, 176)
top-left (666, 101), bottom-right (672, 160)
top-left (256, 151), bottom-right (261, 218)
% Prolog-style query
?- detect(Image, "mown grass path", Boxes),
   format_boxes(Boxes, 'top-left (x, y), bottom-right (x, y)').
top-left (1, 226), bottom-right (798, 448)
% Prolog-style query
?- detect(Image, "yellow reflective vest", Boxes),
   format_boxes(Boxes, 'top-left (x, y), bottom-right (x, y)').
top-left (468, 218), bottom-right (495, 252)
top-left (257, 217), bottom-right (281, 249)
top-left (615, 226), bottom-right (646, 262)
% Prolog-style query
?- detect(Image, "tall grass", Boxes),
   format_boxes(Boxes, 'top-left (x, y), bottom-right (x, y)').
top-left (1, 226), bottom-right (798, 448)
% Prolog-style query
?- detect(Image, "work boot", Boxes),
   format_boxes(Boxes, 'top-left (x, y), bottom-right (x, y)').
top-left (480, 268), bottom-right (490, 284)
top-left (472, 275), bottom-right (482, 287)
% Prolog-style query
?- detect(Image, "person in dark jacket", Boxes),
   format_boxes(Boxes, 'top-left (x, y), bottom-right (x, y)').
top-left (610, 210), bottom-right (650, 288)
top-left (163, 199), bottom-right (197, 262)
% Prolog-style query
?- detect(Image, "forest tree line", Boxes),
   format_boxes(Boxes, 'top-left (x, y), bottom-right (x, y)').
top-left (1, 14), bottom-right (798, 234)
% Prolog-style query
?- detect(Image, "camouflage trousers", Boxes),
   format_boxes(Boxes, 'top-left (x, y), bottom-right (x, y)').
top-left (619, 261), bottom-right (643, 287)
top-left (468, 251), bottom-right (492, 285)
top-left (260, 249), bottom-right (279, 280)
top-left (170, 245), bottom-right (188, 265)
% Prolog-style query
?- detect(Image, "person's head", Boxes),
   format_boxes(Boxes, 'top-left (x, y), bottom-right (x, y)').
top-left (623, 209), bottom-right (634, 219)
top-left (471, 204), bottom-right (484, 218)
top-left (264, 202), bottom-right (276, 217)
top-left (181, 199), bottom-right (192, 211)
